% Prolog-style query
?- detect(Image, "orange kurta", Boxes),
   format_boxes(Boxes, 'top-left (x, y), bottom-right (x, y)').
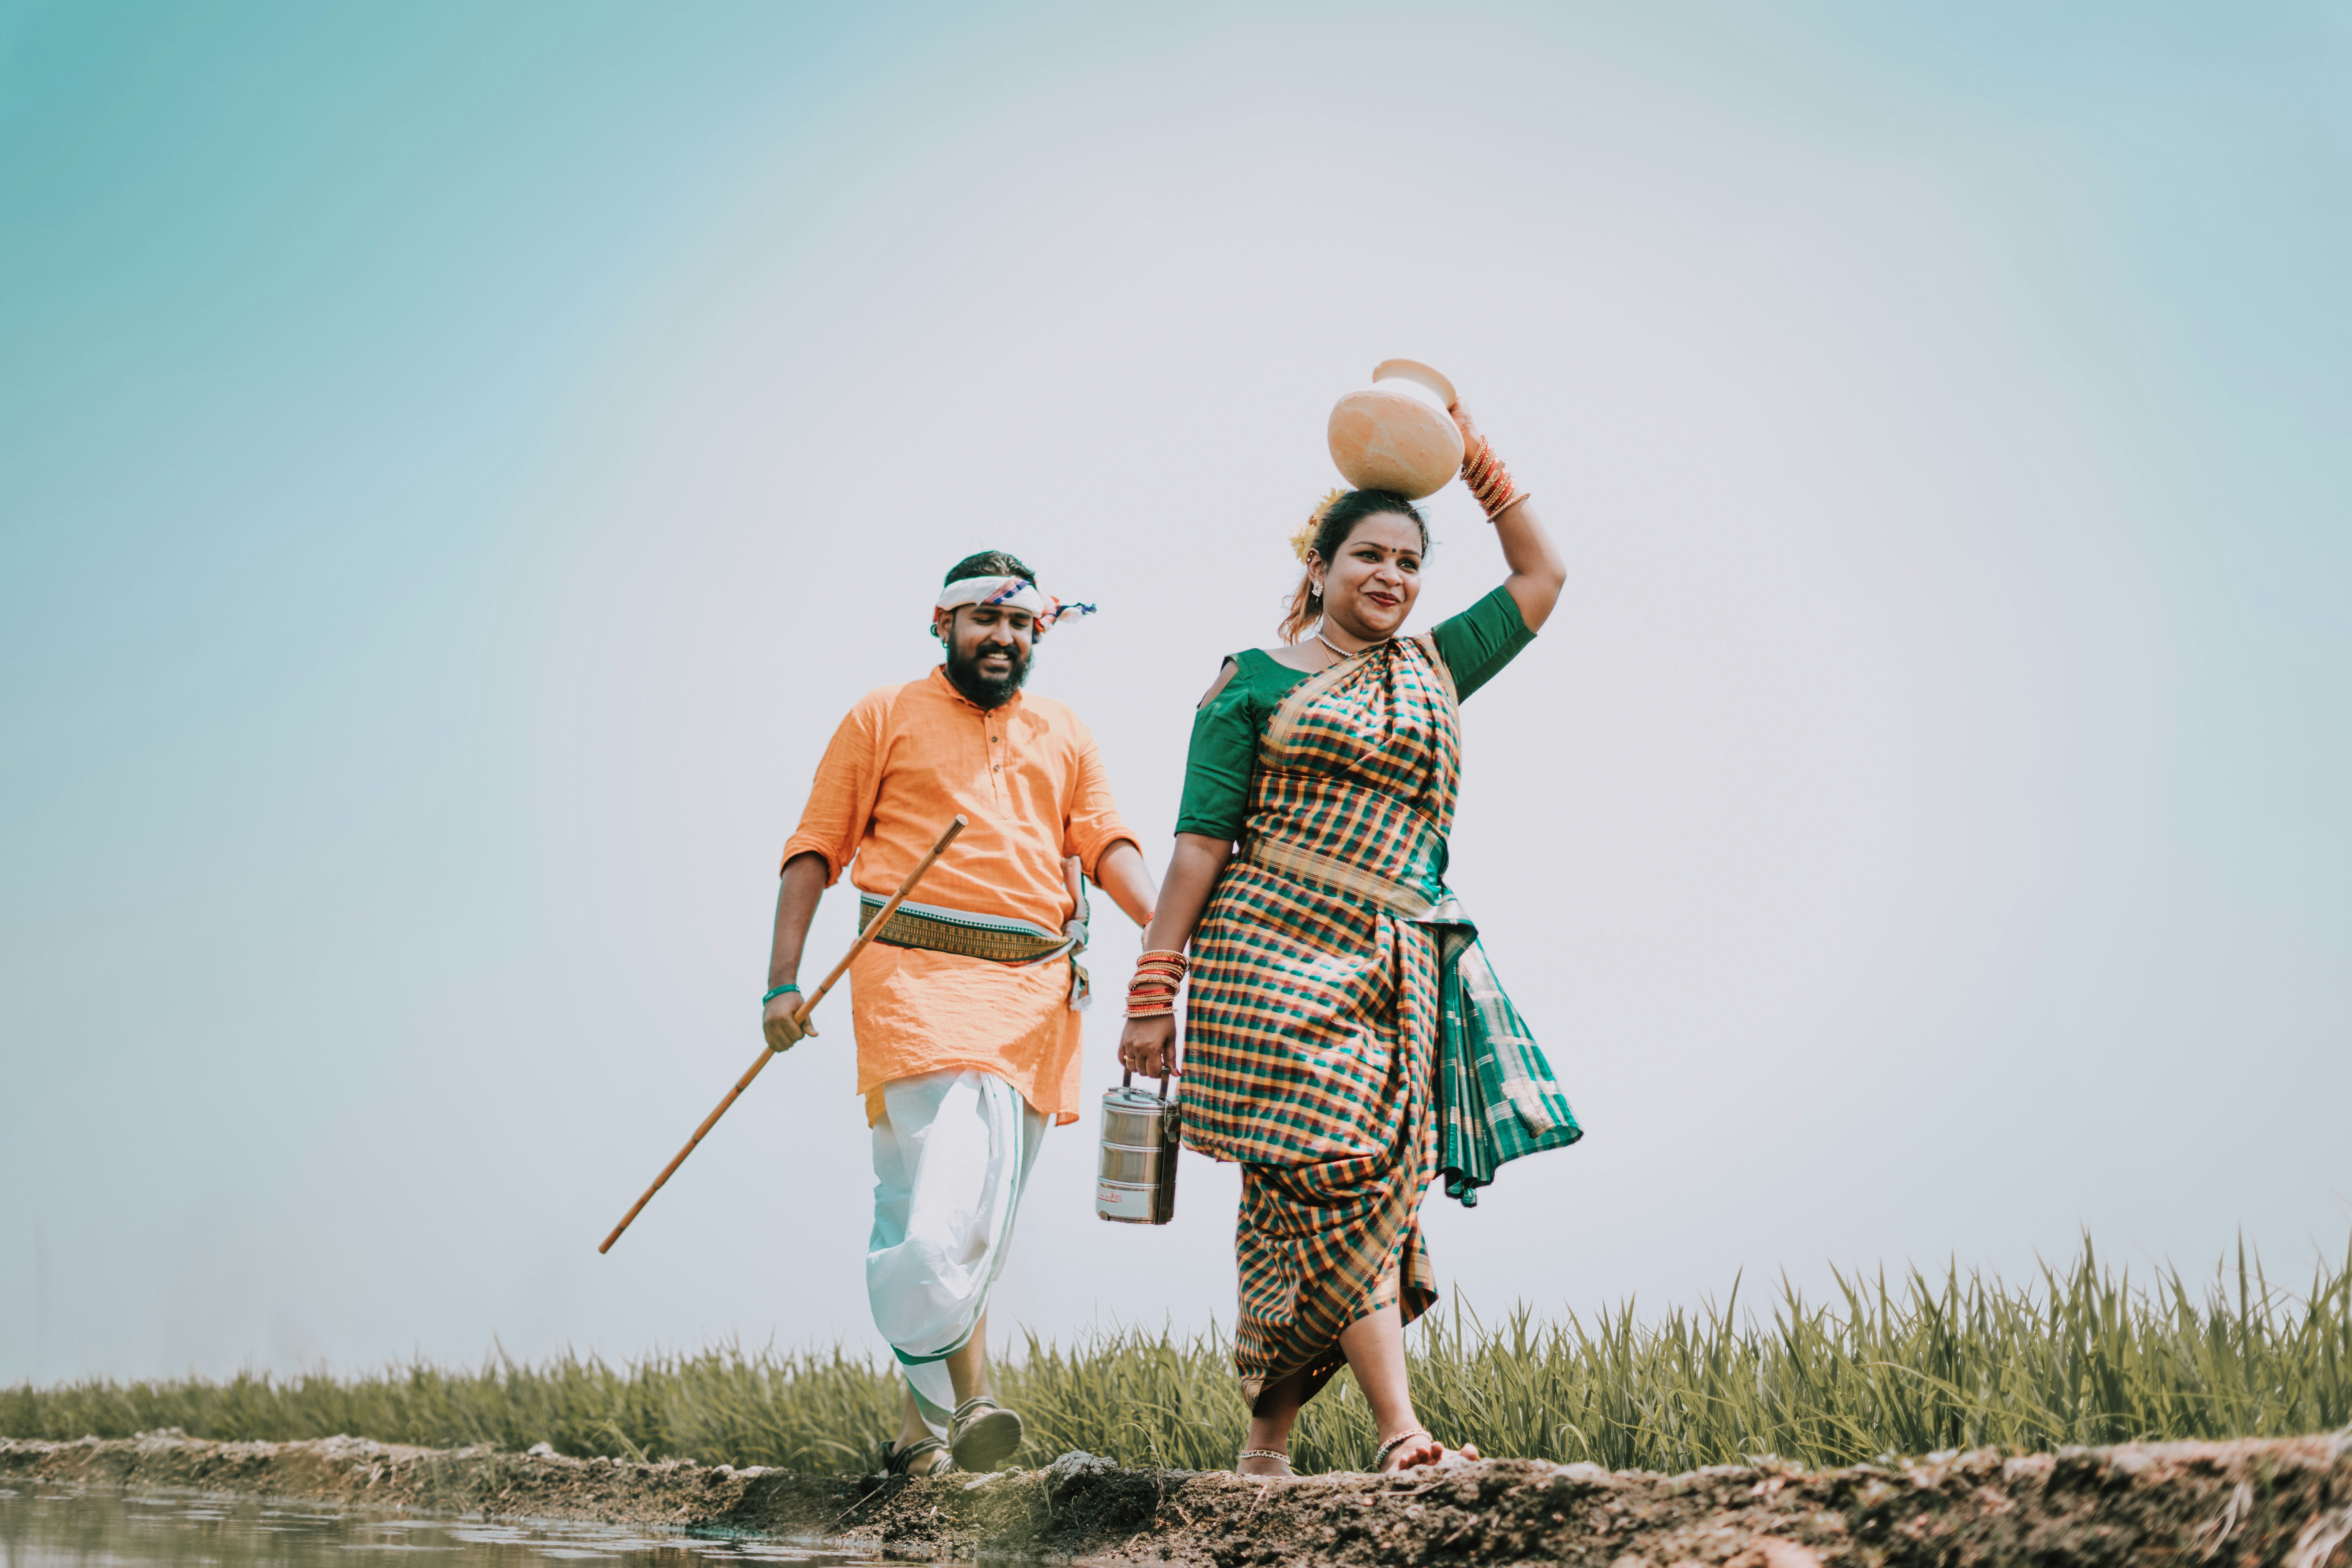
top-left (780, 667), bottom-right (1138, 1126)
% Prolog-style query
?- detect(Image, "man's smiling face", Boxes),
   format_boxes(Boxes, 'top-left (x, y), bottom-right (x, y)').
top-left (935, 602), bottom-right (1036, 710)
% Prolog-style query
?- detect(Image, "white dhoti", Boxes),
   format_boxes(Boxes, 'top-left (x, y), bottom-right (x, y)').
top-left (867, 1067), bottom-right (1047, 1432)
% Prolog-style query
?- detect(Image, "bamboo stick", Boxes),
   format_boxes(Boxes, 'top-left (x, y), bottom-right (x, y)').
top-left (598, 813), bottom-right (968, 1254)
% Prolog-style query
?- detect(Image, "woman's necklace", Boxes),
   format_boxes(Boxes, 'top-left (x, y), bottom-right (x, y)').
top-left (1315, 628), bottom-right (1387, 667)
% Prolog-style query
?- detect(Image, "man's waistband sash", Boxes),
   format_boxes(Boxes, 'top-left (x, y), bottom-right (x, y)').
top-left (856, 893), bottom-right (1092, 1009)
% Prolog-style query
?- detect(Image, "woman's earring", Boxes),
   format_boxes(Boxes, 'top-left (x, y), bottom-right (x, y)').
top-left (1310, 581), bottom-right (1323, 599)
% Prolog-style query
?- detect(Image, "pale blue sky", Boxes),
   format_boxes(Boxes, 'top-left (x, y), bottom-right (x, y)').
top-left (3, 2), bottom-right (2347, 1384)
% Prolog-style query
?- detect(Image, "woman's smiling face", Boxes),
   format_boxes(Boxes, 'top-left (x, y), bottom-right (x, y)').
top-left (1314, 511), bottom-right (1424, 640)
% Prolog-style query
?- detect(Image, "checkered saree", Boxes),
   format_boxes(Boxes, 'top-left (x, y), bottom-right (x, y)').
top-left (1178, 635), bottom-right (1579, 1410)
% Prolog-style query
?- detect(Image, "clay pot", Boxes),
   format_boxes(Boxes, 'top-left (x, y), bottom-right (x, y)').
top-left (1327, 359), bottom-right (1464, 500)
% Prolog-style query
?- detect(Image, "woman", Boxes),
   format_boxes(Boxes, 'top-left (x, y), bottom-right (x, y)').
top-left (1118, 399), bottom-right (1573, 1477)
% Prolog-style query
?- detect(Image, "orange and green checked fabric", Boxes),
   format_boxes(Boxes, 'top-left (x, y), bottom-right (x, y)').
top-left (1179, 636), bottom-right (1460, 1407)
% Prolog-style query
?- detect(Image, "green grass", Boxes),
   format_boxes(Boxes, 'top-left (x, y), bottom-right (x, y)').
top-left (5, 1234), bottom-right (2347, 1475)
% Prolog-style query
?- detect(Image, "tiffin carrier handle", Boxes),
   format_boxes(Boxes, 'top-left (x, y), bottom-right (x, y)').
top-left (1120, 1067), bottom-right (1171, 1102)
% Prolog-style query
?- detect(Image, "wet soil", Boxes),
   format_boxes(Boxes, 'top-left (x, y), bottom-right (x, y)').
top-left (6, 1428), bottom-right (2350, 1567)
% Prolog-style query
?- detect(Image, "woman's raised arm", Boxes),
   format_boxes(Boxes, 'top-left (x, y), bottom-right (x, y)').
top-left (1454, 403), bottom-right (1566, 632)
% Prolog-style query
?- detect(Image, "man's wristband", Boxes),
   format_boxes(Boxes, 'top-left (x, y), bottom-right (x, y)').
top-left (761, 983), bottom-right (802, 1005)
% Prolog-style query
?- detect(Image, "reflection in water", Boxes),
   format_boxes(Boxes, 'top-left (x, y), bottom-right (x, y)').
top-left (0, 1483), bottom-right (887, 1568)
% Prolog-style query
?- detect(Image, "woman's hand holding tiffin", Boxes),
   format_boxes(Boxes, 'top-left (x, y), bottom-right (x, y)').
top-left (1118, 1013), bottom-right (1178, 1079)
top-left (1122, 947), bottom-right (1190, 1075)
top-left (1115, 835), bottom-right (1230, 1079)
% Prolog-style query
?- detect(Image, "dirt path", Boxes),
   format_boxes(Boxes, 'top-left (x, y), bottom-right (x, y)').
top-left (6, 1429), bottom-right (2350, 1566)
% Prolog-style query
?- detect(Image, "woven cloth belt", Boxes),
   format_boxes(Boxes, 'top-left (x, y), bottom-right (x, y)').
top-left (856, 892), bottom-right (1092, 1009)
top-left (1244, 835), bottom-right (1455, 922)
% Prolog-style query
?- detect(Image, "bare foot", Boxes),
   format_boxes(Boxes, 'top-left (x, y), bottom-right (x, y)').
top-left (1378, 1435), bottom-right (1481, 1473)
top-left (1237, 1452), bottom-right (1294, 1479)
top-left (1377, 1432), bottom-right (1440, 1472)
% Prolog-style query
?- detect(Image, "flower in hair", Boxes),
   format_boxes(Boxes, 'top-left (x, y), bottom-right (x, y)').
top-left (1290, 488), bottom-right (1348, 563)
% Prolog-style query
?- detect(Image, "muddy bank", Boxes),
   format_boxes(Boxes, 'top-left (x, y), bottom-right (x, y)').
top-left (6, 1428), bottom-right (2351, 1566)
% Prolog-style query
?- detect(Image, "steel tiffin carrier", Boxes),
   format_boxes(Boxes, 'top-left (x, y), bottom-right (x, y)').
top-left (1095, 1070), bottom-right (1179, 1225)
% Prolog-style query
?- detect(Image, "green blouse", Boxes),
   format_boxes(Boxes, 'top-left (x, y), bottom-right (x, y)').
top-left (1174, 584), bottom-right (1535, 841)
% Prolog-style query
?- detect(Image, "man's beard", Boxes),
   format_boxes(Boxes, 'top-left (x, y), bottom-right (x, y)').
top-left (945, 635), bottom-right (1032, 709)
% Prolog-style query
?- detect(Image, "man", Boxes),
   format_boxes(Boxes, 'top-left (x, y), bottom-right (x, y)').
top-left (763, 549), bottom-right (1156, 1476)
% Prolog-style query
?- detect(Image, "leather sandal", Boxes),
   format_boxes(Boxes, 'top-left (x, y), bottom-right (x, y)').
top-left (948, 1395), bottom-right (1025, 1472)
top-left (1237, 1447), bottom-right (1295, 1478)
top-left (880, 1436), bottom-right (950, 1476)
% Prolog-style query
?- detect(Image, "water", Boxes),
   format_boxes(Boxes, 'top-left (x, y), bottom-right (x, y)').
top-left (0, 1483), bottom-right (888, 1568)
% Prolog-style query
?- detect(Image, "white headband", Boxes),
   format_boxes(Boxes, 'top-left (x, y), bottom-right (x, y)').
top-left (934, 576), bottom-right (1096, 630)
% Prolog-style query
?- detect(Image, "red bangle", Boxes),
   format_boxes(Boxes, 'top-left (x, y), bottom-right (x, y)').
top-left (1466, 433), bottom-right (1522, 519)
top-left (1463, 436), bottom-right (1526, 519)
top-left (1126, 949), bottom-right (1191, 1017)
